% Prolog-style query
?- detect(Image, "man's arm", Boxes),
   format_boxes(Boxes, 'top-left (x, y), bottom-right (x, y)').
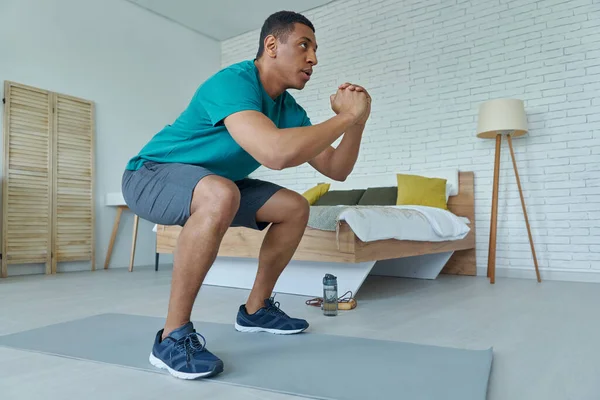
top-left (224, 111), bottom-right (356, 170)
top-left (309, 83), bottom-right (371, 181)
top-left (308, 123), bottom-right (365, 181)
top-left (223, 88), bottom-right (368, 170)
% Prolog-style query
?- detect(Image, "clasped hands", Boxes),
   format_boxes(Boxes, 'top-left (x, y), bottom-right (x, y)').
top-left (330, 82), bottom-right (371, 126)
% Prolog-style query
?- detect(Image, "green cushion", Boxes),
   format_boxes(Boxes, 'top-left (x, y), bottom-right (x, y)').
top-left (313, 189), bottom-right (366, 206)
top-left (357, 187), bottom-right (398, 205)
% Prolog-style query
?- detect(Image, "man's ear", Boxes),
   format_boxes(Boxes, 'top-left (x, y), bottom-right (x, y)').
top-left (264, 35), bottom-right (278, 58)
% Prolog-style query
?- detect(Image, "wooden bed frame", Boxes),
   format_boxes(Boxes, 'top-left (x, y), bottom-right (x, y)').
top-left (154, 171), bottom-right (476, 297)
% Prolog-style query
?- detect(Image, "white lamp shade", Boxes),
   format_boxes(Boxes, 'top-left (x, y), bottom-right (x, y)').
top-left (477, 98), bottom-right (528, 139)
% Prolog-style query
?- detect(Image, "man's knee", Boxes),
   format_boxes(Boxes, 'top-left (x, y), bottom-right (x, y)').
top-left (286, 191), bottom-right (310, 224)
top-left (190, 175), bottom-right (240, 221)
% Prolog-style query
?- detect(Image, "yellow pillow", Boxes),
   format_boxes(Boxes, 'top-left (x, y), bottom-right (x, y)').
top-left (396, 174), bottom-right (448, 210)
top-left (302, 183), bottom-right (330, 205)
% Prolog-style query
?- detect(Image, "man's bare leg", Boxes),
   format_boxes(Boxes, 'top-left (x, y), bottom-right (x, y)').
top-left (244, 189), bottom-right (310, 314)
top-left (162, 175), bottom-right (240, 339)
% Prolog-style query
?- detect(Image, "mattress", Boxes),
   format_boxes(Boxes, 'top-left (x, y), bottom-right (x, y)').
top-left (307, 205), bottom-right (470, 243)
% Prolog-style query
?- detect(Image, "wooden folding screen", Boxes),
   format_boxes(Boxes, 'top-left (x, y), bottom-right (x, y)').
top-left (2, 81), bottom-right (95, 277)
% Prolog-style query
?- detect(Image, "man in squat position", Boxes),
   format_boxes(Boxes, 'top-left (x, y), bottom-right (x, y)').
top-left (122, 11), bottom-right (371, 379)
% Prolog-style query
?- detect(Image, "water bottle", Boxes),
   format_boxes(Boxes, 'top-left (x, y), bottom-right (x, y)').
top-left (323, 273), bottom-right (338, 316)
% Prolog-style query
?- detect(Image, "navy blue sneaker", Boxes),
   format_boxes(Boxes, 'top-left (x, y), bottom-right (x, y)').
top-left (235, 297), bottom-right (309, 334)
top-left (149, 322), bottom-right (224, 380)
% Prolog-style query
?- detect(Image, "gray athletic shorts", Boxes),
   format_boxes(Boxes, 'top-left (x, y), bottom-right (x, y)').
top-left (121, 161), bottom-right (283, 230)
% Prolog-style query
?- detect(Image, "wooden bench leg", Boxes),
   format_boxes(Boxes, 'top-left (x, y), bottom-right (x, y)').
top-left (155, 252), bottom-right (159, 271)
top-left (129, 214), bottom-right (139, 272)
top-left (1, 257), bottom-right (7, 278)
top-left (104, 206), bottom-right (124, 269)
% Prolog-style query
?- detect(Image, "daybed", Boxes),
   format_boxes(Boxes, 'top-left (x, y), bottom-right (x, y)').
top-left (154, 170), bottom-right (475, 297)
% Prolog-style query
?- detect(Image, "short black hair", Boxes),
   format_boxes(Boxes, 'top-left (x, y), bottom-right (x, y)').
top-left (255, 11), bottom-right (315, 59)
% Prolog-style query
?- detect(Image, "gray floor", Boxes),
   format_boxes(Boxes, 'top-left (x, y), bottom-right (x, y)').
top-left (1, 266), bottom-right (599, 400)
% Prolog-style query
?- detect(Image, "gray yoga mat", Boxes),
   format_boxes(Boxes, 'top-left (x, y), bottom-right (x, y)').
top-left (0, 313), bottom-right (493, 400)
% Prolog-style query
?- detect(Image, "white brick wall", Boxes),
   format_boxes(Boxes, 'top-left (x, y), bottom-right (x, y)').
top-left (222, 0), bottom-right (600, 281)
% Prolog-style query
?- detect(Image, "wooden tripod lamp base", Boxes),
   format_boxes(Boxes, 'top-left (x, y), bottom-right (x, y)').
top-left (477, 99), bottom-right (541, 284)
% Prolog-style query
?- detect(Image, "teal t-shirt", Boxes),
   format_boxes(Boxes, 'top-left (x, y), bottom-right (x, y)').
top-left (125, 60), bottom-right (312, 182)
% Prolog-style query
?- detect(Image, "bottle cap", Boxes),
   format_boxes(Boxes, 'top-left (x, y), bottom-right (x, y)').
top-left (323, 273), bottom-right (337, 285)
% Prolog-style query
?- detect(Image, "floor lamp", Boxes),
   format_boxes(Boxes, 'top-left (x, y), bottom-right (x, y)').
top-left (477, 98), bottom-right (541, 284)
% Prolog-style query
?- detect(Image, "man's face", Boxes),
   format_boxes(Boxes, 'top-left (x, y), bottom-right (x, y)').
top-left (276, 23), bottom-right (318, 90)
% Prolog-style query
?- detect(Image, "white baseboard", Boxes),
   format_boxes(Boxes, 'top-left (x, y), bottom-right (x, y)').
top-left (370, 251), bottom-right (454, 279)
top-left (477, 266), bottom-right (600, 283)
top-left (206, 257), bottom-right (377, 298)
